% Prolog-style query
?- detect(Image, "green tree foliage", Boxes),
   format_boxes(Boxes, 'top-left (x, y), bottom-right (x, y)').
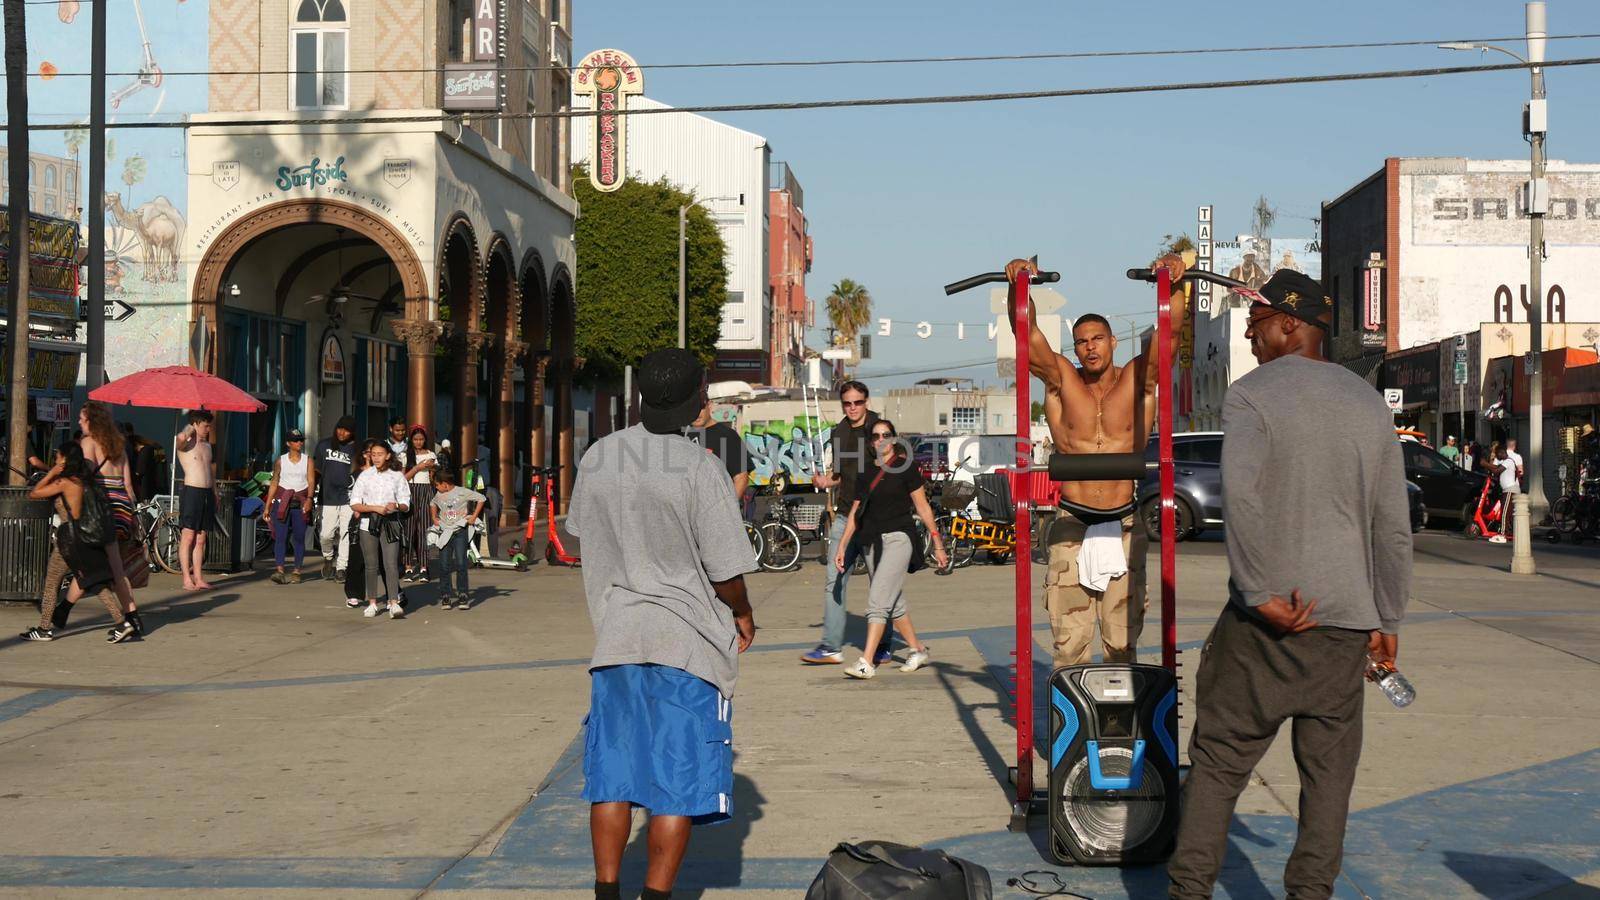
top-left (1159, 232), bottom-right (1196, 256)
top-left (572, 166), bottom-right (729, 381)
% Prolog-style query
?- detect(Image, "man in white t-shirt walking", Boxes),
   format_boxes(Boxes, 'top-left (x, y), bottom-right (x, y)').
top-left (1491, 438), bottom-right (1525, 545)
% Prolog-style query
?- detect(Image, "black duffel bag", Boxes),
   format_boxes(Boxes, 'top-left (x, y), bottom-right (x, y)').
top-left (805, 840), bottom-right (992, 900)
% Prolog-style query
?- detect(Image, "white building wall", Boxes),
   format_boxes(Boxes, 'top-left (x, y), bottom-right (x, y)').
top-left (572, 96), bottom-right (771, 352)
top-left (1394, 158), bottom-right (1600, 349)
top-left (1188, 306), bottom-right (1259, 431)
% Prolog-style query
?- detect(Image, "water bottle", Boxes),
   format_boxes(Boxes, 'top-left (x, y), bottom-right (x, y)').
top-left (1366, 658), bottom-right (1416, 708)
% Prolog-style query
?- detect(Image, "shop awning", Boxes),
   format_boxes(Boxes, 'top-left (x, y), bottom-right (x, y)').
top-left (1555, 359), bottom-right (1600, 409)
top-left (1515, 347), bottom-right (1600, 413)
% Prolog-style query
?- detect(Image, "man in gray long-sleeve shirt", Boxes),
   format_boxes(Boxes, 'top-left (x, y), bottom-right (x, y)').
top-left (1169, 270), bottom-right (1412, 900)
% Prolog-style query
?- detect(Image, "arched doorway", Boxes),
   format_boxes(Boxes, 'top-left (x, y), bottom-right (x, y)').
top-left (483, 235), bottom-right (517, 509)
top-left (550, 265), bottom-right (576, 511)
top-left (437, 215), bottom-right (483, 464)
top-left (518, 251), bottom-right (549, 516)
top-left (190, 199), bottom-right (430, 470)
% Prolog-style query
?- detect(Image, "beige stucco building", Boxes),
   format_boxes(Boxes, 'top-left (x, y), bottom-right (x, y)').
top-left (185, 0), bottom-right (581, 506)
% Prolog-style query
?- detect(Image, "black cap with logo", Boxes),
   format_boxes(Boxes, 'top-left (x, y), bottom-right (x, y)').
top-left (638, 348), bottom-right (706, 434)
top-left (1254, 269), bottom-right (1332, 330)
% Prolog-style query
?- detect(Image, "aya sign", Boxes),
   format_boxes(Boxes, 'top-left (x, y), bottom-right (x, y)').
top-left (575, 49), bottom-right (644, 193)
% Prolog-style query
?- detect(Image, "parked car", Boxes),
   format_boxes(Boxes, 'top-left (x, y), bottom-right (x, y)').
top-left (1138, 433), bottom-right (1225, 541)
top-left (1401, 440), bottom-right (1486, 525)
top-left (1135, 432), bottom-right (1433, 540)
top-left (1407, 480), bottom-right (1428, 533)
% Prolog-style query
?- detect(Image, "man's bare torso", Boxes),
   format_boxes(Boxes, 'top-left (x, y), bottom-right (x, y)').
top-left (1044, 357), bottom-right (1154, 510)
top-left (179, 441), bottom-right (214, 489)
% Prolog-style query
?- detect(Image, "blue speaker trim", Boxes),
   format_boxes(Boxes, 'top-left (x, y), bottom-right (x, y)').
top-left (1153, 687), bottom-right (1178, 770)
top-left (1087, 740), bottom-right (1146, 791)
top-left (1051, 686), bottom-right (1078, 769)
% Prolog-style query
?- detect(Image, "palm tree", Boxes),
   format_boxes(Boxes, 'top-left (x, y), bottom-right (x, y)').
top-left (825, 278), bottom-right (873, 355)
top-left (121, 154), bottom-right (146, 204)
top-left (3, 0), bottom-right (31, 484)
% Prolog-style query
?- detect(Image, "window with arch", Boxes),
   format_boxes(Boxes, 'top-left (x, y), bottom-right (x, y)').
top-left (292, 0), bottom-right (348, 110)
top-left (43, 165), bottom-right (57, 190)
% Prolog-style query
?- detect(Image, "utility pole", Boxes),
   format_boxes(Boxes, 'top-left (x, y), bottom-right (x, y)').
top-left (85, 0), bottom-right (107, 389)
top-left (677, 204), bottom-right (688, 349)
top-left (1524, 1), bottom-right (1549, 523)
top-left (4, 0), bottom-right (32, 485)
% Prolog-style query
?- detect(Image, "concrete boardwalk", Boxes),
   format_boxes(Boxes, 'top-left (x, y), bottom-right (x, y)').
top-left (0, 531), bottom-right (1597, 898)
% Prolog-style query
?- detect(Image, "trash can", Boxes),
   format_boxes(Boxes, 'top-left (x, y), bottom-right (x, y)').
top-left (203, 480), bottom-right (244, 573)
top-left (0, 486), bottom-right (53, 604)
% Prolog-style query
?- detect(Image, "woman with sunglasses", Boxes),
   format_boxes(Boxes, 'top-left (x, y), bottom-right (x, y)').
top-left (833, 418), bottom-right (947, 678)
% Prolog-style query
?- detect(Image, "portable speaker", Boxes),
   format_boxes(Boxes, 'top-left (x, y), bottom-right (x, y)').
top-left (1048, 663), bottom-right (1180, 866)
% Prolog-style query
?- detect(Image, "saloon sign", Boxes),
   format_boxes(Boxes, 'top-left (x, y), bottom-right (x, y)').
top-left (575, 49), bottom-right (643, 193)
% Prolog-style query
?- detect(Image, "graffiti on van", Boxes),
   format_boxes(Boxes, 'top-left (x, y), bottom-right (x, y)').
top-left (743, 417), bottom-right (830, 488)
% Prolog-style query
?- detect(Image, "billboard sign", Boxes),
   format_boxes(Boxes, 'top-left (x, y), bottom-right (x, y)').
top-left (1211, 235), bottom-right (1270, 308)
top-left (575, 49), bottom-right (644, 193)
top-left (442, 64), bottom-right (501, 110)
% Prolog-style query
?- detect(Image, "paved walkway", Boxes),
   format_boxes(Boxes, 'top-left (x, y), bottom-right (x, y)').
top-left (0, 531), bottom-right (1597, 898)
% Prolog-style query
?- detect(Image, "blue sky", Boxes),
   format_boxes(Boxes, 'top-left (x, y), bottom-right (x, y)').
top-left (574, 0), bottom-right (1600, 389)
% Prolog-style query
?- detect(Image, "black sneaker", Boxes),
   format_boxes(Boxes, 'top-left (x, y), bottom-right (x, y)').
top-left (127, 611), bottom-right (146, 637)
top-left (454, 593), bottom-right (470, 610)
top-left (439, 595), bottom-right (454, 610)
top-left (20, 627), bottom-right (54, 642)
top-left (107, 621), bottom-right (137, 644)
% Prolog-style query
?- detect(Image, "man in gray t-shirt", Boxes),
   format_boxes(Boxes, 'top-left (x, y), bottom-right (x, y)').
top-left (1169, 270), bottom-right (1412, 900)
top-left (567, 348), bottom-right (757, 900)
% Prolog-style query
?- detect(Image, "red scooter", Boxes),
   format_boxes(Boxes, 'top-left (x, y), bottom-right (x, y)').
top-left (526, 465), bottom-right (580, 567)
top-left (1467, 476), bottom-right (1506, 541)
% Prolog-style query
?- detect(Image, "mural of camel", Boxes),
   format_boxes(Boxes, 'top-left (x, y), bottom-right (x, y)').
top-left (106, 192), bottom-right (186, 283)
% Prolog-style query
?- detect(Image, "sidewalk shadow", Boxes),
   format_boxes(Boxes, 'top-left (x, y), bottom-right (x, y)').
top-left (37, 591), bottom-right (247, 640)
top-left (615, 763), bottom-right (766, 897)
top-left (1442, 850), bottom-right (1593, 898)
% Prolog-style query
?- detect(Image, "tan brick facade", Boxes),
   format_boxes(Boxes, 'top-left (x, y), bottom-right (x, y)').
top-left (208, 0), bottom-right (262, 111)
top-left (375, 0), bottom-right (431, 109)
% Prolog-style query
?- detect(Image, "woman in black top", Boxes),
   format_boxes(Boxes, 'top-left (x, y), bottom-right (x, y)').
top-left (833, 419), bottom-right (947, 679)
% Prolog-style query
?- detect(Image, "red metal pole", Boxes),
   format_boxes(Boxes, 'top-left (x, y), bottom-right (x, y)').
top-left (1012, 270), bottom-right (1034, 817)
top-left (1156, 268), bottom-right (1178, 672)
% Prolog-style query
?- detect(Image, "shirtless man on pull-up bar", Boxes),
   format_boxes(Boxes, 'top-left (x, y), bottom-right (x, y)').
top-left (1005, 253), bottom-right (1187, 668)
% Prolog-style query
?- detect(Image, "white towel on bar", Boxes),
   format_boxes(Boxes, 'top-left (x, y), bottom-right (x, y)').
top-left (1077, 520), bottom-right (1128, 592)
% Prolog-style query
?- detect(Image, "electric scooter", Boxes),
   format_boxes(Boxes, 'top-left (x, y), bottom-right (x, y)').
top-left (526, 465), bottom-right (580, 567)
top-left (1467, 477), bottom-right (1506, 541)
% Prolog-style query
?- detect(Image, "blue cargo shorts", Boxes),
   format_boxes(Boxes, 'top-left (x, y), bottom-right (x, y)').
top-left (581, 663), bottom-right (733, 824)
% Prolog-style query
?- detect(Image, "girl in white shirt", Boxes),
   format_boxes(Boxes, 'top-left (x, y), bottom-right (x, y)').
top-left (401, 426), bottom-right (438, 582)
top-left (350, 439), bottom-right (411, 619)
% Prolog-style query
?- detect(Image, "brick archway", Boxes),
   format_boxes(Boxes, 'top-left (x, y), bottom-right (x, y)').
top-left (189, 198), bottom-right (430, 371)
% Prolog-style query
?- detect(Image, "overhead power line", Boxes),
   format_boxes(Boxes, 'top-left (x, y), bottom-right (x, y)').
top-left (17, 54), bottom-right (1600, 132)
top-left (23, 31), bottom-right (1600, 79)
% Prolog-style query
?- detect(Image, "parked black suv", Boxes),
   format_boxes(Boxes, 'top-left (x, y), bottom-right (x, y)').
top-left (1136, 432), bottom-right (1433, 540)
top-left (1401, 439), bottom-right (1487, 525)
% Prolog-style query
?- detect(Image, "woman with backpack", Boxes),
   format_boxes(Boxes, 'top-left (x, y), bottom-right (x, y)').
top-left (21, 442), bottom-right (138, 643)
top-left (832, 418), bottom-right (947, 679)
top-left (79, 401), bottom-right (145, 634)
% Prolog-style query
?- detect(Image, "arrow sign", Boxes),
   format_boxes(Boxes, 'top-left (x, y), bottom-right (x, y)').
top-left (79, 299), bottom-right (136, 323)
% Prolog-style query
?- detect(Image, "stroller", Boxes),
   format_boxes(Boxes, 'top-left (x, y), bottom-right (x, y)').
top-left (1466, 476), bottom-right (1506, 542)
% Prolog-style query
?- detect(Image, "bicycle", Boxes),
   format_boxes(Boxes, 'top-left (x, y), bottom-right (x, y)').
top-left (931, 479), bottom-right (1017, 568)
top-left (135, 497), bottom-right (184, 575)
top-left (757, 498), bottom-right (809, 572)
top-left (1548, 475), bottom-right (1600, 543)
top-left (744, 521), bottom-right (765, 565)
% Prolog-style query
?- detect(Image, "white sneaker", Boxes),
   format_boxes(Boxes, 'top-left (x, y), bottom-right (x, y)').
top-left (346, 598), bottom-right (363, 609)
top-left (843, 658), bottom-right (876, 679)
top-left (900, 648), bottom-right (931, 672)
top-left (363, 603), bottom-right (381, 618)
top-left (1489, 534), bottom-right (1508, 544)
top-left (388, 602), bottom-right (406, 620)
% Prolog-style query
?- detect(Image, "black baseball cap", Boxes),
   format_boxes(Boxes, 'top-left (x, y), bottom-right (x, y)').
top-left (286, 428), bottom-right (306, 442)
top-left (335, 415), bottom-right (357, 434)
top-left (638, 348), bottom-right (706, 434)
top-left (1254, 269), bottom-right (1332, 330)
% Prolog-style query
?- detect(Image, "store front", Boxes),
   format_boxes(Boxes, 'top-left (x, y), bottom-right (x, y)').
top-left (1380, 344), bottom-right (1441, 439)
top-left (0, 339), bottom-right (84, 462)
top-left (185, 121), bottom-right (580, 510)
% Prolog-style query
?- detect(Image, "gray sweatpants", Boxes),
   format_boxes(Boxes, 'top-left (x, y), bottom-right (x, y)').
top-left (359, 530), bottom-right (402, 604)
top-left (864, 532), bottom-right (912, 623)
top-left (1168, 604), bottom-right (1369, 900)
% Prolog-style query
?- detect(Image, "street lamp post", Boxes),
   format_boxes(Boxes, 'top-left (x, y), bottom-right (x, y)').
top-left (678, 195), bottom-right (742, 350)
top-left (1440, 1), bottom-right (1549, 571)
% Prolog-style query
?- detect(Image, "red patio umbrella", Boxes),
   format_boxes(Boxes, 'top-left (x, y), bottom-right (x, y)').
top-left (89, 365), bottom-right (265, 413)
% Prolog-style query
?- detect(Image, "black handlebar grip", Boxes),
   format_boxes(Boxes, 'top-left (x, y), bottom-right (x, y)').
top-left (1126, 267), bottom-right (1156, 282)
top-left (1033, 271), bottom-right (1061, 284)
top-left (943, 272), bottom-right (1006, 295)
top-left (1047, 452), bottom-right (1153, 483)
